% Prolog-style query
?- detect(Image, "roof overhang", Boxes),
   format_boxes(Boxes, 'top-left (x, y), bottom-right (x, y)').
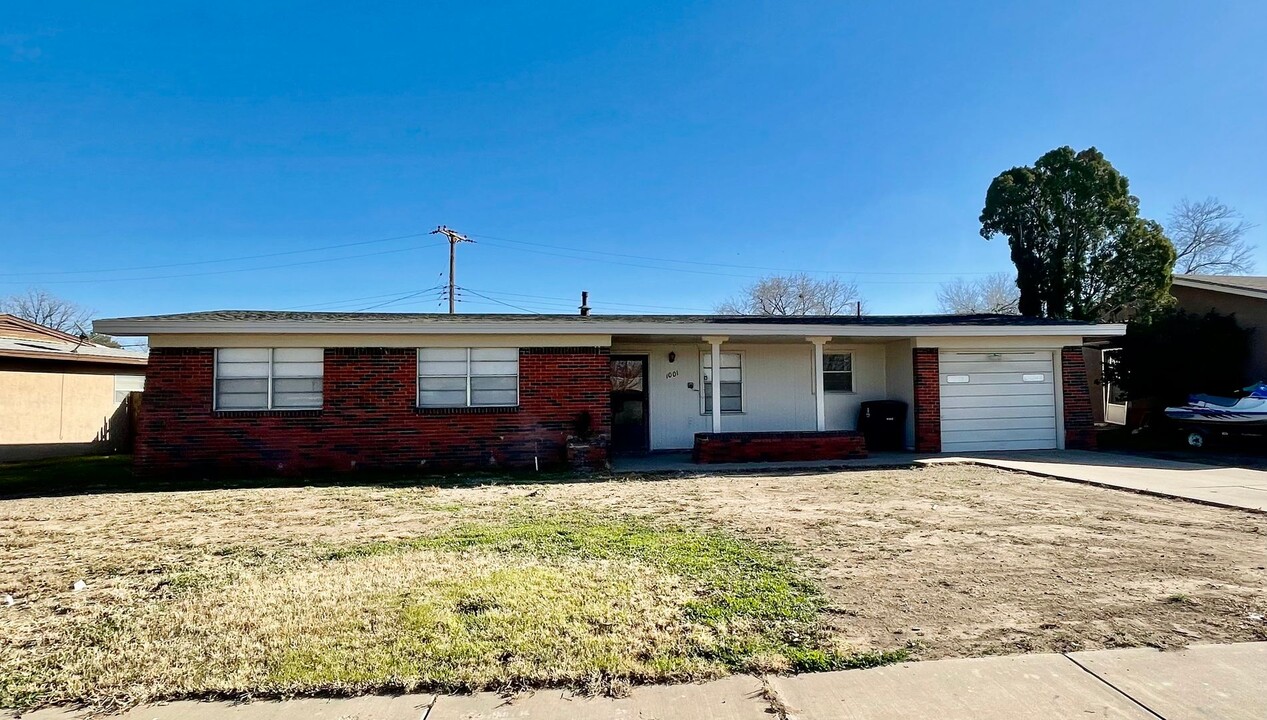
top-left (0, 348), bottom-right (147, 366)
top-left (94, 318), bottom-right (1126, 339)
top-left (1172, 276), bottom-right (1267, 302)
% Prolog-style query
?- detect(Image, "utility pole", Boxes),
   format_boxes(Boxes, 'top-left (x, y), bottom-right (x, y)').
top-left (430, 226), bottom-right (473, 314)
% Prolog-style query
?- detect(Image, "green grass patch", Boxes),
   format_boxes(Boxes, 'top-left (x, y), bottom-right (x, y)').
top-left (325, 515), bottom-right (899, 673)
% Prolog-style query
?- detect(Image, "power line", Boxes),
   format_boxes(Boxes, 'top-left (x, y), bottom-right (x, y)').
top-left (1, 244), bottom-right (447, 286)
top-left (0, 232), bottom-right (436, 278)
top-left (457, 287), bottom-right (711, 312)
top-left (470, 237), bottom-right (959, 285)
top-left (468, 232), bottom-right (994, 278)
top-left (355, 287), bottom-right (445, 311)
top-left (282, 289), bottom-right (434, 310)
top-left (456, 287), bottom-right (540, 314)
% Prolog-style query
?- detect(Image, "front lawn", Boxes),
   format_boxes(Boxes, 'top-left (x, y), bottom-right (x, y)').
top-left (2, 458), bottom-right (1265, 712)
top-left (0, 483), bottom-right (899, 712)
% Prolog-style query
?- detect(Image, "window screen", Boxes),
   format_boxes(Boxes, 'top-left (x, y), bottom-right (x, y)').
top-left (701, 351), bottom-right (743, 413)
top-left (418, 348), bottom-right (519, 407)
top-left (215, 348), bottom-right (323, 410)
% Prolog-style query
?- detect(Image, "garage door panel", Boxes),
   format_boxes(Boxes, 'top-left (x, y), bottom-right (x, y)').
top-left (942, 416), bottom-right (1057, 431)
top-left (941, 360), bottom-right (1054, 374)
top-left (939, 349), bottom-right (1058, 452)
top-left (942, 352), bottom-right (1051, 363)
top-left (942, 395), bottom-right (1055, 411)
top-left (942, 427), bottom-right (1057, 444)
top-left (941, 373), bottom-right (1054, 386)
top-left (942, 438), bottom-right (1064, 452)
top-left (941, 406), bottom-right (1056, 420)
top-left (939, 383), bottom-right (1054, 398)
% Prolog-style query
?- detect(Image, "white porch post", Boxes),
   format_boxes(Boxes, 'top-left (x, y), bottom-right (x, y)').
top-left (808, 336), bottom-right (830, 431)
top-left (702, 336), bottom-right (728, 433)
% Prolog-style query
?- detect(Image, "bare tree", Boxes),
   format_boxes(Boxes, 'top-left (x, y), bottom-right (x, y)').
top-left (0, 288), bottom-right (120, 346)
top-left (936, 273), bottom-right (1020, 315)
top-left (716, 273), bottom-right (864, 315)
top-left (1168, 197), bottom-right (1257, 275)
top-left (1, 289), bottom-right (92, 332)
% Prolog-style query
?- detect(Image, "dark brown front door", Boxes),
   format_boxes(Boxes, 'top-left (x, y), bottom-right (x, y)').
top-left (610, 356), bottom-right (649, 455)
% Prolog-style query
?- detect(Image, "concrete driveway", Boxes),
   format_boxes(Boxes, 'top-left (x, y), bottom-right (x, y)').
top-left (936, 449), bottom-right (1267, 512)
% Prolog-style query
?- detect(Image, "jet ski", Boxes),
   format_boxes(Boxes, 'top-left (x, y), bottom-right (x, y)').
top-left (1164, 382), bottom-right (1267, 447)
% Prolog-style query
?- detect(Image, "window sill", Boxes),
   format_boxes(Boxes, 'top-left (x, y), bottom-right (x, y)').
top-left (413, 405), bottom-right (521, 416)
top-left (213, 409), bottom-right (322, 418)
top-left (699, 411), bottom-right (746, 416)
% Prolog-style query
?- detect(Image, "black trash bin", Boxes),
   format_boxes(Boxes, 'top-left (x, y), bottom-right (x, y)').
top-left (857, 400), bottom-right (908, 451)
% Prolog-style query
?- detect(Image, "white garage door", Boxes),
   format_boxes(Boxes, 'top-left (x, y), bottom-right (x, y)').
top-left (940, 350), bottom-right (1058, 452)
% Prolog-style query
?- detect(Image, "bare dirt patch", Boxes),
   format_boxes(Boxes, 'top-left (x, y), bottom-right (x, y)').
top-left (535, 464), bottom-right (1267, 658)
top-left (3, 462), bottom-right (1266, 708)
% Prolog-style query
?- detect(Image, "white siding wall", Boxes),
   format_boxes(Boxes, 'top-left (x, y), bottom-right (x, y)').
top-left (823, 344), bottom-right (888, 431)
top-left (884, 339), bottom-right (915, 448)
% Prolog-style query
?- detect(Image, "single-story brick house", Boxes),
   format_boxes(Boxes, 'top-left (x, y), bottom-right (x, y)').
top-left (93, 311), bottom-right (1124, 475)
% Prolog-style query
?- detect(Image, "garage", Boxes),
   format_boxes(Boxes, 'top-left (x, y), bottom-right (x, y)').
top-left (939, 350), bottom-right (1058, 452)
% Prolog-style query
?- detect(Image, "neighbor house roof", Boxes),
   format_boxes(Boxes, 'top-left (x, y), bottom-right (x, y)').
top-left (95, 311), bottom-right (1124, 339)
top-left (0, 314), bottom-right (147, 366)
top-left (1172, 275), bottom-right (1267, 301)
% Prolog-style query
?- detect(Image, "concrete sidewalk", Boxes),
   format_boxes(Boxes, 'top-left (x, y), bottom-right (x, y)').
top-left (14, 642), bottom-right (1267, 719)
top-left (933, 449), bottom-right (1267, 512)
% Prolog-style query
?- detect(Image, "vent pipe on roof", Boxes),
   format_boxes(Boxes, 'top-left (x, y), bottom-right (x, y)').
top-left (579, 291), bottom-right (591, 317)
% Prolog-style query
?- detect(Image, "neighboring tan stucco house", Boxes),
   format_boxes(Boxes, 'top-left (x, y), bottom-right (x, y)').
top-left (95, 310), bottom-right (1123, 476)
top-left (0, 314), bottom-right (147, 461)
top-left (1171, 275), bottom-right (1267, 382)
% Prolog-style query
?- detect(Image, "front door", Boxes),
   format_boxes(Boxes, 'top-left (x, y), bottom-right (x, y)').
top-left (610, 355), bottom-right (649, 455)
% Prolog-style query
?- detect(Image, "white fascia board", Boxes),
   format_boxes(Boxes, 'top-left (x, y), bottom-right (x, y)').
top-left (94, 319), bottom-right (1127, 338)
top-left (1171, 276), bottom-right (1267, 301)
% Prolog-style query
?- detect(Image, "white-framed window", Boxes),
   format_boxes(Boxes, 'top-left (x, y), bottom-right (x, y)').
top-left (215, 348), bottom-right (324, 410)
top-left (823, 352), bottom-right (854, 393)
top-left (701, 350), bottom-right (743, 414)
top-left (418, 347), bottom-right (519, 408)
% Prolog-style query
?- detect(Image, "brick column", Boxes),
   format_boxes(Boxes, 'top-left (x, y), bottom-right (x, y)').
top-left (913, 348), bottom-right (941, 453)
top-left (1061, 346), bottom-right (1096, 450)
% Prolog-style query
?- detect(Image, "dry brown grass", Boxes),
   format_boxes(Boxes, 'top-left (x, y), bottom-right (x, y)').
top-left (3, 462), bottom-right (1267, 711)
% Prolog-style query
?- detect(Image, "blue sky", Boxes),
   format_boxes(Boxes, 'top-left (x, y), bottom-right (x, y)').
top-left (2, 2), bottom-right (1265, 320)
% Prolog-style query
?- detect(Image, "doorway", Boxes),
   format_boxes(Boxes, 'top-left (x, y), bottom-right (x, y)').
top-left (610, 355), bottom-right (649, 455)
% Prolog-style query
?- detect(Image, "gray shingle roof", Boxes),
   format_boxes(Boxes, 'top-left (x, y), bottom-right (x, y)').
top-left (95, 310), bottom-right (1096, 327)
top-left (1176, 275), bottom-right (1267, 294)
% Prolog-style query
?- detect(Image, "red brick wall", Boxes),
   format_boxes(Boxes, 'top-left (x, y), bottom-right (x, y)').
top-left (136, 346), bottom-right (611, 476)
top-left (913, 348), bottom-right (941, 452)
top-left (1061, 346), bottom-right (1096, 450)
top-left (692, 430), bottom-right (867, 463)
